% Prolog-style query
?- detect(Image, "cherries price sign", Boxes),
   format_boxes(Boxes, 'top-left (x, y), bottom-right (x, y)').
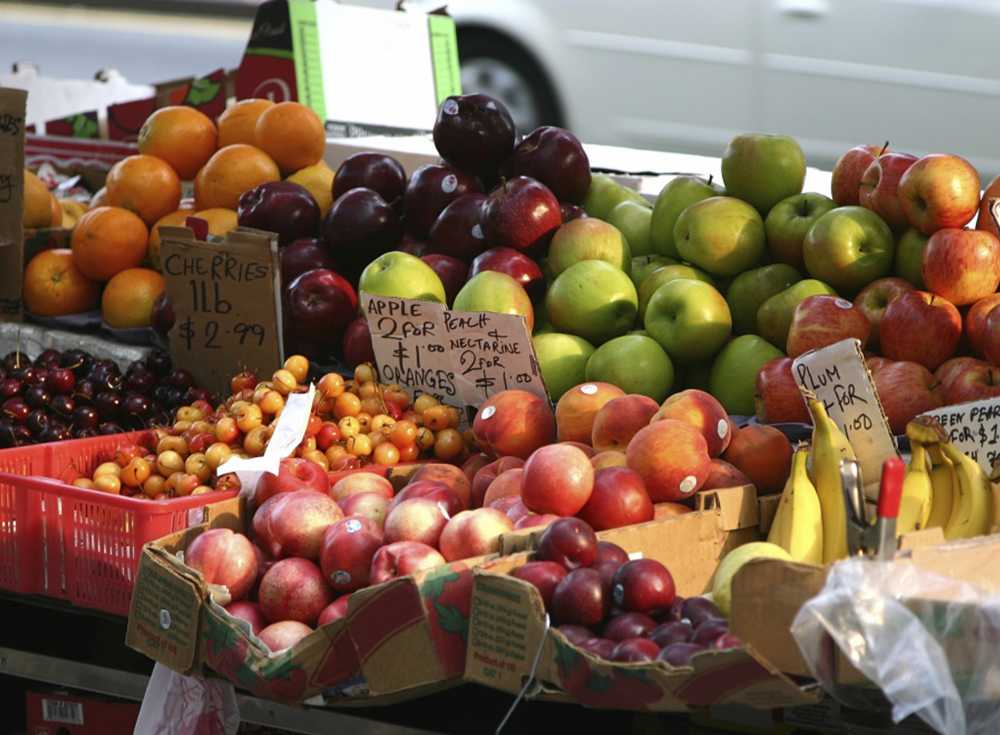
top-left (159, 227), bottom-right (284, 397)
top-left (0, 87), bottom-right (26, 320)
top-left (361, 293), bottom-right (547, 410)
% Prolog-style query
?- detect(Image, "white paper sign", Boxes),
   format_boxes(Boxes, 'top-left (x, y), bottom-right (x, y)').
top-left (920, 396), bottom-right (1000, 473)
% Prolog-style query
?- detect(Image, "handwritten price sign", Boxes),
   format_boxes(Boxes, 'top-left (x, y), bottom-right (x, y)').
top-left (362, 293), bottom-right (547, 411)
top-left (159, 227), bottom-right (283, 397)
top-left (921, 397), bottom-right (1000, 473)
top-left (0, 88), bottom-right (27, 320)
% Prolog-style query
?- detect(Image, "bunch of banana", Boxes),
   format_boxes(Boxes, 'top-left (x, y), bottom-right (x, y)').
top-left (804, 395), bottom-right (856, 563)
top-left (905, 418), bottom-right (992, 540)
top-left (767, 445), bottom-right (823, 564)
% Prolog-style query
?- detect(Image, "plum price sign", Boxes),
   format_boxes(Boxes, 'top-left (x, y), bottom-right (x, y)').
top-left (361, 293), bottom-right (547, 410)
top-left (792, 337), bottom-right (898, 494)
top-left (0, 87), bottom-right (26, 320)
top-left (920, 397), bottom-right (1000, 473)
top-left (159, 227), bottom-right (283, 397)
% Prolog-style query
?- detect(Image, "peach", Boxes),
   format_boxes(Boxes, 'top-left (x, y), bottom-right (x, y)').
top-left (482, 468), bottom-right (524, 507)
top-left (501, 498), bottom-right (531, 524)
top-left (577, 467), bottom-right (654, 531)
top-left (320, 516), bottom-right (383, 593)
top-left (555, 382), bottom-right (626, 444)
top-left (388, 480), bottom-right (464, 518)
top-left (470, 456), bottom-right (524, 508)
top-left (701, 458), bottom-right (752, 491)
top-left (723, 425), bottom-right (793, 494)
top-left (473, 389), bottom-right (556, 459)
top-left (186, 529), bottom-right (258, 601)
top-left (258, 620), bottom-right (313, 652)
top-left (591, 450), bottom-right (628, 470)
top-left (652, 389), bottom-right (732, 457)
top-left (384, 497), bottom-right (450, 547)
top-left (590, 394), bottom-right (659, 453)
top-left (224, 600), bottom-right (266, 635)
top-left (409, 463), bottom-right (472, 510)
top-left (514, 514), bottom-right (559, 530)
top-left (439, 508), bottom-right (514, 561)
top-left (317, 596), bottom-right (351, 626)
top-left (625, 419), bottom-right (710, 502)
top-left (256, 456), bottom-right (328, 504)
top-left (521, 444), bottom-right (594, 517)
top-left (330, 472), bottom-right (394, 502)
top-left (337, 492), bottom-right (391, 529)
top-left (253, 491), bottom-right (343, 560)
top-left (461, 452), bottom-right (493, 481)
top-left (258, 558), bottom-right (333, 625)
top-left (560, 441), bottom-right (596, 457)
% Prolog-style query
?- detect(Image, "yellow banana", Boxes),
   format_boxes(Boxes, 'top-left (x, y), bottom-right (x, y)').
top-left (926, 444), bottom-right (955, 531)
top-left (806, 397), bottom-right (856, 563)
top-left (940, 440), bottom-right (992, 540)
top-left (898, 441), bottom-right (933, 535)
top-left (768, 447), bottom-right (823, 564)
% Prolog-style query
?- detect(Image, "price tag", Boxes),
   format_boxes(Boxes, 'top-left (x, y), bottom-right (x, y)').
top-left (0, 88), bottom-right (27, 321)
top-left (159, 227), bottom-right (283, 397)
top-left (920, 397), bottom-right (1000, 473)
top-left (792, 338), bottom-right (897, 494)
top-left (361, 293), bottom-right (547, 410)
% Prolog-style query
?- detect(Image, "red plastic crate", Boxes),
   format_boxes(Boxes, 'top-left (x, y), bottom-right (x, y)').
top-left (0, 431), bottom-right (237, 616)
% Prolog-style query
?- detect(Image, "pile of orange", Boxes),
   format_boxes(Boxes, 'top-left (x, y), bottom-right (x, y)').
top-left (23, 99), bottom-right (329, 326)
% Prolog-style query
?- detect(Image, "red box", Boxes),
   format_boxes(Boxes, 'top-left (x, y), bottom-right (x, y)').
top-left (25, 690), bottom-right (140, 735)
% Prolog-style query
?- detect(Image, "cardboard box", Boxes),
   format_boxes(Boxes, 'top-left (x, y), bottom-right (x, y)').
top-left (463, 485), bottom-right (818, 711)
top-left (25, 689), bottom-right (141, 735)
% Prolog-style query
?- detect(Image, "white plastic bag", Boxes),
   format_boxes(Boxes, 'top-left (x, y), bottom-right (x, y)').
top-left (791, 557), bottom-right (1000, 735)
top-left (134, 663), bottom-right (240, 735)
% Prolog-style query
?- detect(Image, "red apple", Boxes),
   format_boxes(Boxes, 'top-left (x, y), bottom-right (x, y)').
top-left (872, 361), bottom-right (943, 434)
top-left (332, 152), bottom-right (407, 204)
top-left (576, 467), bottom-right (653, 531)
top-left (257, 456), bottom-right (329, 505)
top-left (691, 618), bottom-right (731, 647)
top-left (557, 625), bottom-right (594, 646)
top-left (369, 541), bottom-right (446, 585)
top-left (551, 568), bottom-right (607, 627)
top-left (831, 144), bottom-right (885, 206)
top-left (421, 253), bottom-right (467, 306)
top-left (428, 193), bottom-right (488, 261)
top-left (603, 612), bottom-right (657, 641)
top-left (858, 152), bottom-right (918, 230)
top-left (723, 425), bottom-right (793, 494)
top-left (590, 394), bottom-right (659, 453)
top-left (409, 464), bottom-right (472, 510)
top-left (237, 181), bottom-right (321, 246)
top-left (652, 389), bottom-right (732, 457)
top-left (321, 188), bottom-right (402, 278)
top-left (438, 508), bottom-right (513, 561)
top-left (224, 600), bottom-right (266, 635)
top-left (982, 305), bottom-right (1000, 367)
top-left (580, 637), bottom-right (617, 659)
top-left (186, 529), bottom-right (258, 602)
top-left (625, 419), bottom-right (710, 502)
top-left (611, 558), bottom-right (676, 614)
top-left (521, 444), bottom-right (594, 516)
top-left (898, 154), bottom-right (981, 235)
top-left (403, 163), bottom-right (481, 239)
top-left (286, 269), bottom-right (359, 346)
top-left (253, 490), bottom-right (343, 560)
top-left (258, 620), bottom-right (313, 652)
top-left (853, 277), bottom-right (914, 349)
top-left (317, 595), bottom-right (351, 626)
top-left (502, 126), bottom-right (591, 203)
top-left (330, 472), bottom-right (394, 503)
top-left (535, 517), bottom-right (597, 569)
top-left (681, 596), bottom-right (724, 626)
top-left (610, 637), bottom-right (661, 663)
top-left (482, 468), bottom-right (524, 507)
top-left (468, 247), bottom-right (545, 302)
top-left (433, 93), bottom-right (516, 179)
top-left (648, 620), bottom-right (694, 648)
top-left (595, 541), bottom-right (629, 566)
top-left (881, 291), bottom-right (962, 370)
top-left (319, 516), bottom-right (383, 593)
top-left (258, 558), bottom-right (333, 625)
top-left (341, 316), bottom-right (376, 369)
top-left (658, 642), bottom-right (706, 666)
top-left (965, 295), bottom-right (1000, 356)
top-left (754, 357), bottom-right (810, 424)
top-left (510, 561), bottom-right (567, 609)
top-left (555, 382), bottom-right (626, 445)
top-left (280, 238), bottom-right (337, 287)
top-left (482, 176), bottom-right (561, 251)
top-left (935, 356), bottom-right (984, 394)
top-left (462, 452), bottom-right (493, 482)
top-left (942, 359), bottom-right (1000, 404)
top-left (921, 228), bottom-right (1000, 306)
top-left (701, 458), bottom-right (752, 491)
top-left (786, 295), bottom-right (871, 358)
top-left (387, 480), bottom-right (463, 518)
top-left (473, 389), bottom-right (556, 460)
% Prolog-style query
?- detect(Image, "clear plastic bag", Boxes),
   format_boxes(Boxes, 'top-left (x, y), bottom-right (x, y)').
top-left (134, 663), bottom-right (240, 735)
top-left (791, 557), bottom-right (1000, 735)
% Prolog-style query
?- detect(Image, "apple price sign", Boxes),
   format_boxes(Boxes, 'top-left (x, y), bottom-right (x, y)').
top-left (361, 293), bottom-right (547, 414)
top-left (159, 226), bottom-right (284, 397)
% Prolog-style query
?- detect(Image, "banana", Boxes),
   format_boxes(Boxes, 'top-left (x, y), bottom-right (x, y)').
top-left (926, 444), bottom-right (956, 530)
top-left (940, 439), bottom-right (992, 540)
top-left (768, 447), bottom-right (823, 564)
top-left (805, 397), bottom-right (856, 563)
top-left (898, 440), bottom-right (933, 535)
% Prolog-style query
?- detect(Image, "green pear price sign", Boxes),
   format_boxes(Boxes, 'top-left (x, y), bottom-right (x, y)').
top-left (361, 293), bottom-right (547, 409)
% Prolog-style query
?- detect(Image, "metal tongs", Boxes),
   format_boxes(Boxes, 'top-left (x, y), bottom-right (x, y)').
top-left (840, 457), bottom-right (905, 560)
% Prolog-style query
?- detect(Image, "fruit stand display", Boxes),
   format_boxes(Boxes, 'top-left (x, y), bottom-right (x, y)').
top-left (4, 8), bottom-right (1000, 735)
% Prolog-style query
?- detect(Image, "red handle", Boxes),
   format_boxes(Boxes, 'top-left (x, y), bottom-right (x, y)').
top-left (878, 456), bottom-right (906, 520)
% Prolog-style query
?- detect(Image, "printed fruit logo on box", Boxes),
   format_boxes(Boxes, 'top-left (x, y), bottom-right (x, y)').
top-left (420, 564), bottom-right (476, 675)
top-left (553, 638), bottom-right (662, 710)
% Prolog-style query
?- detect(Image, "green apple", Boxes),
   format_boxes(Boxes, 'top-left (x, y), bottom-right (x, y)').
top-left (548, 218), bottom-right (631, 277)
top-left (649, 175), bottom-right (723, 258)
top-left (631, 254), bottom-right (676, 287)
top-left (607, 199), bottom-right (654, 256)
top-left (644, 278), bottom-right (732, 364)
top-left (895, 227), bottom-right (929, 288)
top-left (546, 260), bottom-right (638, 345)
top-left (453, 271), bottom-right (535, 331)
top-left (532, 332), bottom-right (595, 400)
top-left (756, 278), bottom-right (837, 350)
top-left (674, 196), bottom-right (765, 276)
top-left (678, 361), bottom-right (713, 391)
top-left (721, 133), bottom-right (806, 215)
top-left (638, 264), bottom-right (714, 317)
top-left (585, 334), bottom-right (674, 401)
top-left (629, 328), bottom-right (650, 337)
top-left (709, 337), bottom-right (785, 417)
top-left (725, 264), bottom-right (802, 335)
top-left (764, 192), bottom-right (835, 268)
top-left (359, 250), bottom-right (446, 303)
top-left (802, 206), bottom-right (894, 295)
top-left (582, 174), bottom-right (649, 219)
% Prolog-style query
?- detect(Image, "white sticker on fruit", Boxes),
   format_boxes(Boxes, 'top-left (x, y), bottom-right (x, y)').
top-left (679, 475), bottom-right (697, 495)
top-left (441, 174), bottom-right (458, 193)
top-left (612, 584), bottom-right (624, 606)
top-left (580, 384), bottom-right (598, 395)
top-left (717, 419), bottom-right (728, 439)
top-left (443, 99), bottom-right (459, 115)
top-left (344, 518), bottom-right (362, 534)
top-left (834, 298), bottom-right (853, 309)
top-left (480, 405), bottom-right (496, 420)
top-left (471, 224), bottom-right (484, 240)
top-left (627, 551), bottom-right (644, 561)
top-left (334, 571), bottom-right (351, 586)
top-left (159, 609), bottom-right (172, 630)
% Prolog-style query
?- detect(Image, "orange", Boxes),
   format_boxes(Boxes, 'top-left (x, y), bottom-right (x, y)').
top-left (286, 161), bottom-right (335, 216)
top-left (59, 199), bottom-right (88, 229)
top-left (254, 101), bottom-right (325, 174)
top-left (101, 267), bottom-right (166, 329)
top-left (148, 207), bottom-right (196, 270)
top-left (49, 194), bottom-right (63, 228)
top-left (90, 187), bottom-right (108, 209)
top-left (194, 144), bottom-right (280, 210)
top-left (23, 169), bottom-right (53, 228)
top-left (217, 98), bottom-right (274, 148)
top-left (106, 154), bottom-right (182, 226)
top-left (71, 206), bottom-right (149, 282)
top-left (138, 105), bottom-right (218, 180)
top-left (23, 249), bottom-right (101, 316)
top-left (193, 208), bottom-right (238, 238)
